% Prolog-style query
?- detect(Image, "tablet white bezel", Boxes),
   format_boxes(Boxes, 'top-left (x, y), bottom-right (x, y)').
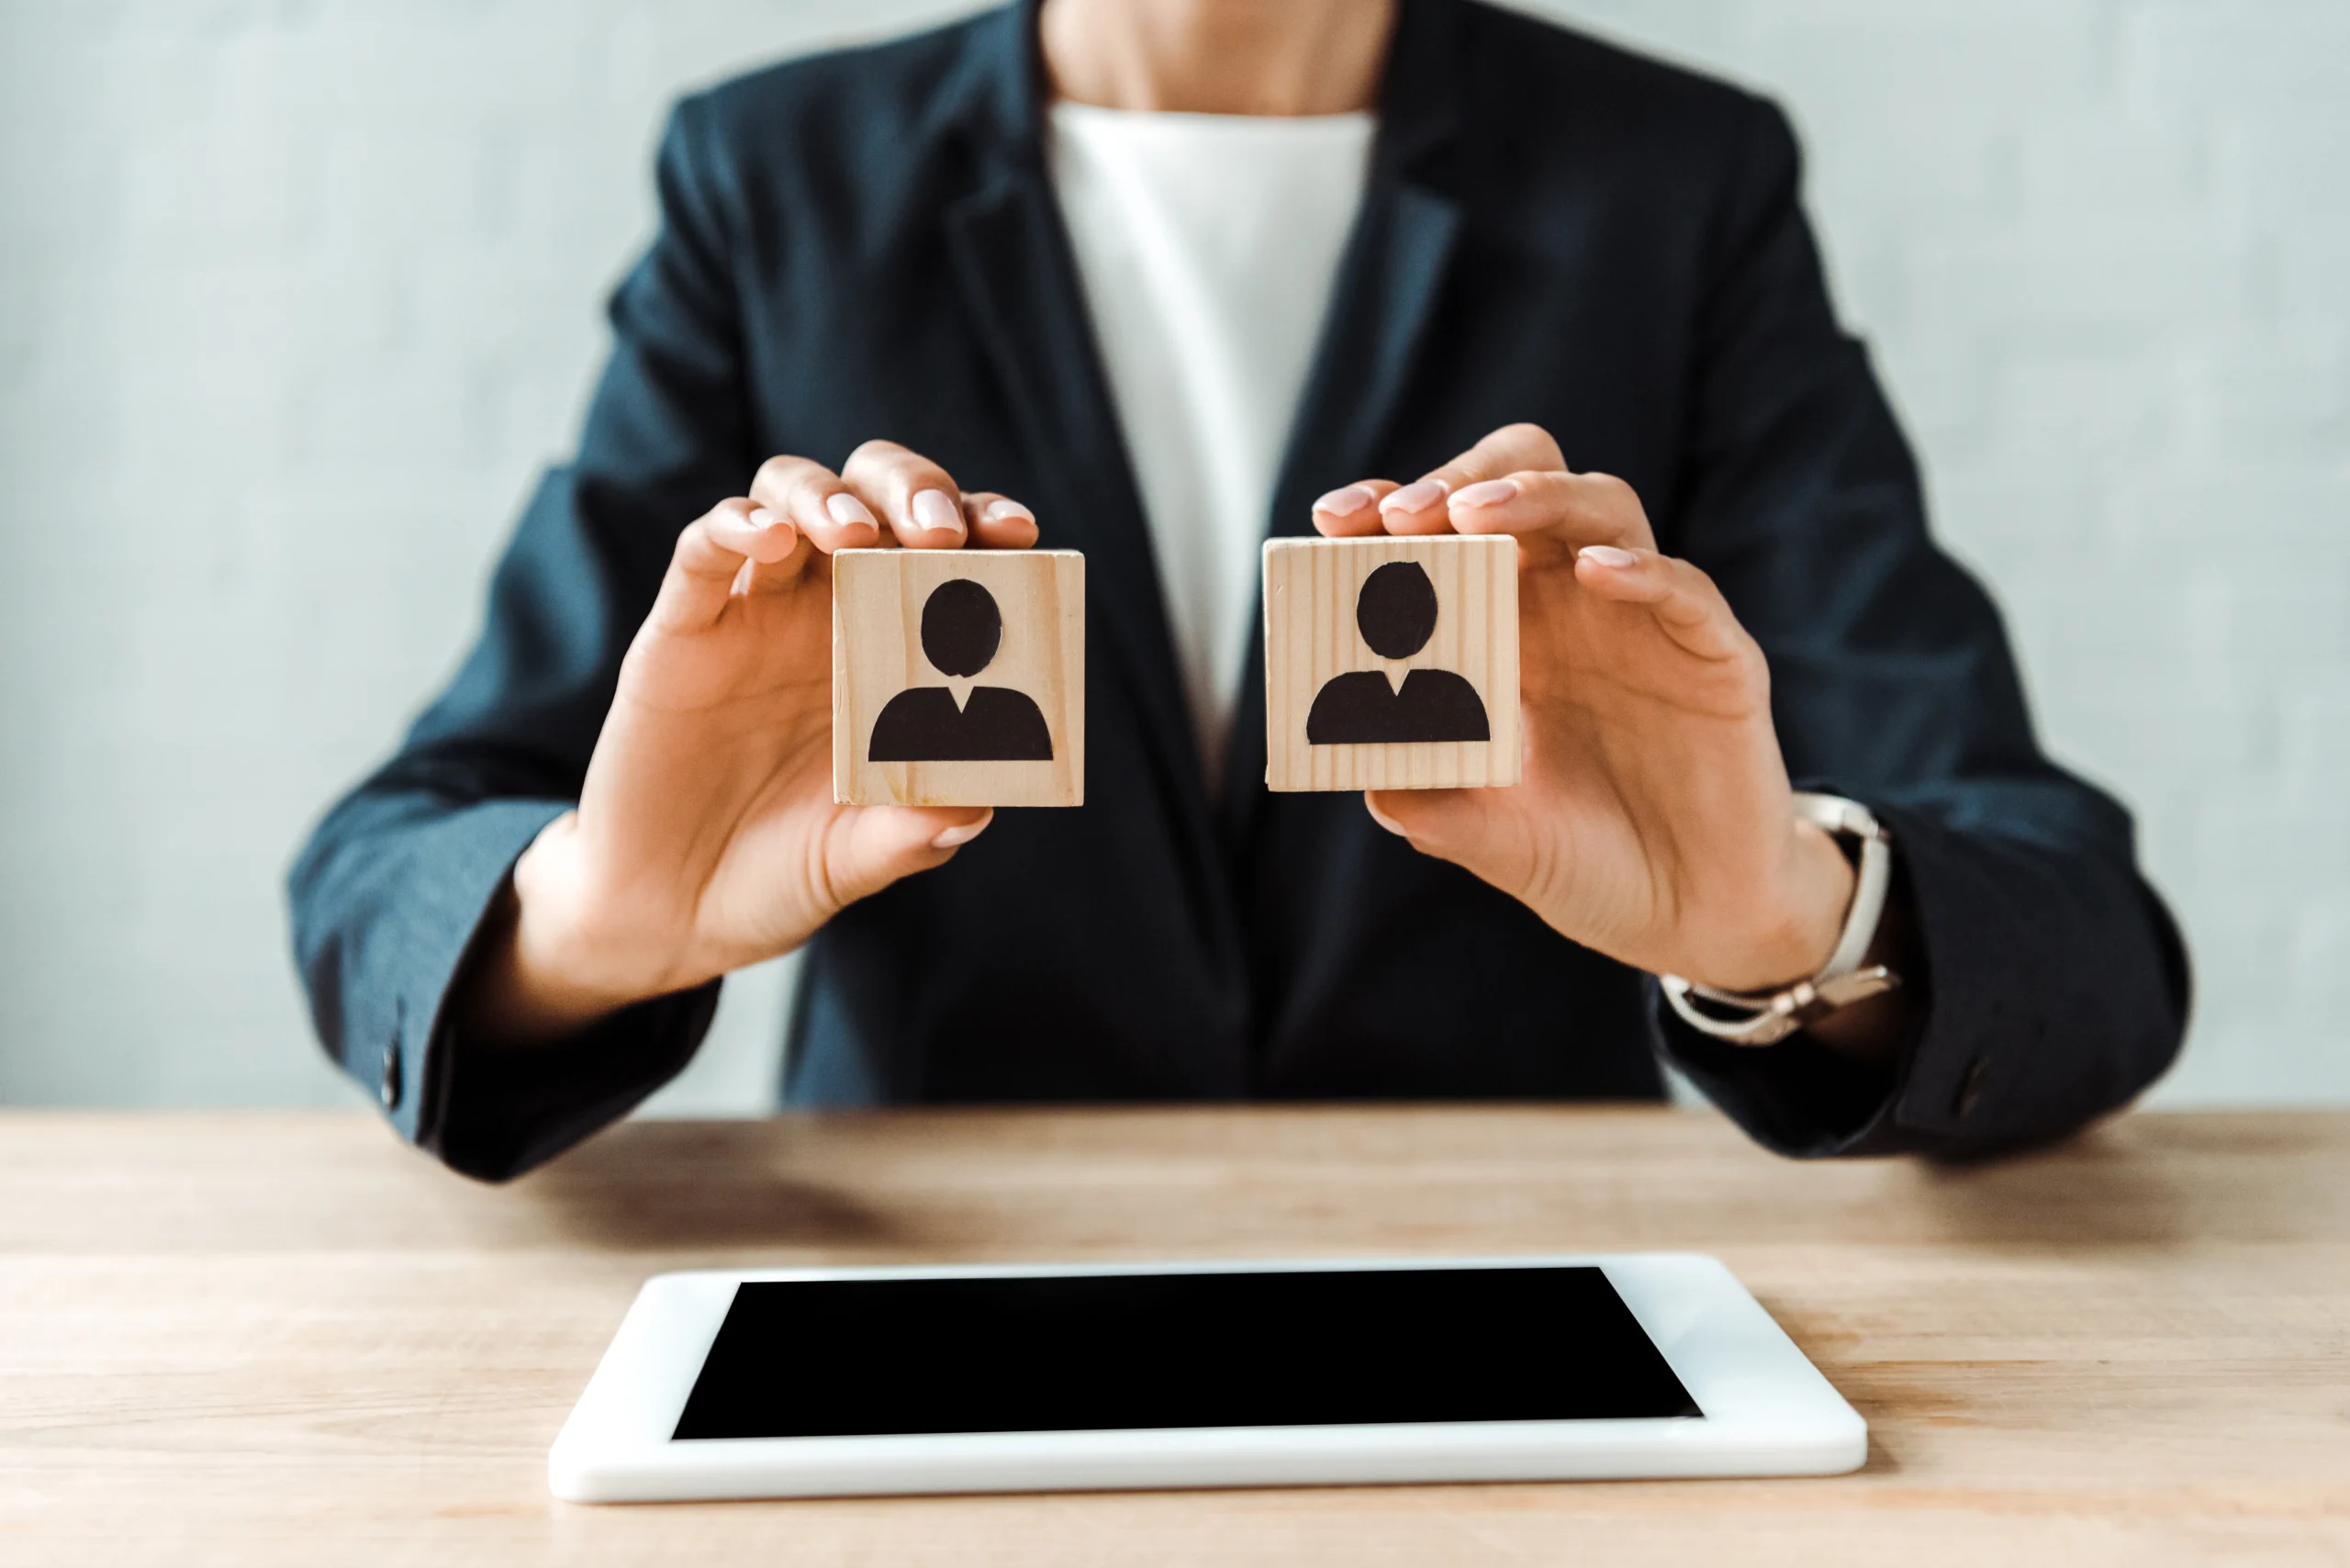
top-left (549, 1253), bottom-right (1864, 1502)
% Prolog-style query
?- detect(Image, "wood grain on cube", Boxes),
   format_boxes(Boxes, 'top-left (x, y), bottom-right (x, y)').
top-left (833, 548), bottom-right (1084, 807)
top-left (1262, 534), bottom-right (1519, 792)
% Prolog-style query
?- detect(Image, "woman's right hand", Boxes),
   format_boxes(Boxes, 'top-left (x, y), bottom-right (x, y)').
top-left (463, 441), bottom-right (1039, 1043)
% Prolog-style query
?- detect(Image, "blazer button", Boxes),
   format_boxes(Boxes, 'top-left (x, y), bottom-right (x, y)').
top-left (380, 1036), bottom-right (404, 1112)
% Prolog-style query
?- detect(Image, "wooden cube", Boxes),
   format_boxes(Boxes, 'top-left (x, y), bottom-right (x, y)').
top-left (833, 548), bottom-right (1085, 807)
top-left (1261, 534), bottom-right (1519, 792)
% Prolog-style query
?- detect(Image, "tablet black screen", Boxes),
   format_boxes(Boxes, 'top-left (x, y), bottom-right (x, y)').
top-left (673, 1265), bottom-right (1699, 1440)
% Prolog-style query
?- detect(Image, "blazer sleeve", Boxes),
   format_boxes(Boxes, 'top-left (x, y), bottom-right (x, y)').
top-left (285, 98), bottom-right (749, 1181)
top-left (1649, 97), bottom-right (2190, 1158)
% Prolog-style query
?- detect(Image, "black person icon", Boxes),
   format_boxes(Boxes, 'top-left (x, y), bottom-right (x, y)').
top-left (1304, 561), bottom-right (1490, 745)
top-left (867, 578), bottom-right (1056, 761)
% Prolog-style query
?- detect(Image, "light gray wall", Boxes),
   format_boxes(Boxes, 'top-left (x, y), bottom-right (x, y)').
top-left (1, 0), bottom-right (2343, 1113)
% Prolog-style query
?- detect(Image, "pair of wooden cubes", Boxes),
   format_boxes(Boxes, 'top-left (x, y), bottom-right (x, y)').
top-left (833, 535), bottom-right (1519, 807)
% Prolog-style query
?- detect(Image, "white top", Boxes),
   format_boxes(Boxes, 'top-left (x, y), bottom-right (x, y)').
top-left (1046, 102), bottom-right (1376, 779)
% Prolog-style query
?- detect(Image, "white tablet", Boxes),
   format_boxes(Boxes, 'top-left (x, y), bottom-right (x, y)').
top-left (549, 1253), bottom-right (1864, 1502)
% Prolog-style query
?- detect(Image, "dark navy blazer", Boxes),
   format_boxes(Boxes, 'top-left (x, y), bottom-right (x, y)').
top-left (288, 0), bottom-right (2188, 1181)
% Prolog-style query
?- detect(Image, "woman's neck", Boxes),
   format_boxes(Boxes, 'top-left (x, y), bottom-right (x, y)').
top-left (1040, 0), bottom-right (1396, 116)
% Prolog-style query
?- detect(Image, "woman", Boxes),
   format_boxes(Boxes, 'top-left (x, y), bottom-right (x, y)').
top-left (290, 0), bottom-right (2187, 1179)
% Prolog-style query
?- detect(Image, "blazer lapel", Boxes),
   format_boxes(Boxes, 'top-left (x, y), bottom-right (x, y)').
top-left (942, 180), bottom-right (1201, 786)
top-left (1263, 183), bottom-right (1465, 551)
top-left (937, 4), bottom-right (1239, 947)
top-left (934, 0), bottom-right (1472, 926)
top-left (1222, 0), bottom-right (1469, 824)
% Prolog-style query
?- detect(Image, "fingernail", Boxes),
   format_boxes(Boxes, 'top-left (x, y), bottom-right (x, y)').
top-left (1580, 544), bottom-right (1639, 568)
top-left (825, 492), bottom-right (878, 529)
top-left (1451, 478), bottom-right (1519, 510)
top-left (1380, 478), bottom-right (1449, 514)
top-left (981, 498), bottom-right (1035, 526)
top-left (930, 811), bottom-right (992, 849)
top-left (748, 506), bottom-right (782, 530)
top-left (912, 488), bottom-right (965, 538)
top-left (1314, 485), bottom-right (1376, 517)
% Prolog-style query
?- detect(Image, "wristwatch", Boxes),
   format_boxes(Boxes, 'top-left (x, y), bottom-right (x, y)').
top-left (1659, 793), bottom-right (1900, 1047)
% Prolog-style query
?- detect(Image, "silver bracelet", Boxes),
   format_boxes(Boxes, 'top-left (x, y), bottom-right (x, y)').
top-left (1659, 793), bottom-right (1900, 1047)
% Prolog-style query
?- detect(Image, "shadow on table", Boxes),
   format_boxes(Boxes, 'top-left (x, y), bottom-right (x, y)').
top-left (499, 1107), bottom-right (2343, 1256)
top-left (513, 1120), bottom-right (909, 1253)
top-left (1900, 1112), bottom-right (2337, 1250)
top-left (1908, 1138), bottom-right (2188, 1249)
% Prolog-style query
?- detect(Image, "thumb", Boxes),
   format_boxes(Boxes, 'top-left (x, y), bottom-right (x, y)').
top-left (1363, 789), bottom-right (1526, 885)
top-left (822, 805), bottom-right (995, 911)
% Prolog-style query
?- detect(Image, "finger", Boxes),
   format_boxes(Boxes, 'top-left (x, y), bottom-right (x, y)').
top-left (749, 454), bottom-right (882, 555)
top-left (959, 491), bottom-right (1041, 551)
top-left (650, 498), bottom-right (795, 632)
top-left (823, 805), bottom-right (997, 908)
top-left (1572, 544), bottom-right (1748, 661)
top-left (843, 440), bottom-right (969, 550)
top-left (1362, 786), bottom-right (1524, 888)
top-left (1310, 479), bottom-right (1402, 537)
top-left (1376, 423), bottom-right (1567, 534)
top-left (1443, 469), bottom-right (1658, 555)
top-left (737, 516), bottom-right (819, 597)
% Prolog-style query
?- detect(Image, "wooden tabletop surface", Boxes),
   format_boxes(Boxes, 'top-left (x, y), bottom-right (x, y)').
top-left (1, 1105), bottom-right (2345, 1565)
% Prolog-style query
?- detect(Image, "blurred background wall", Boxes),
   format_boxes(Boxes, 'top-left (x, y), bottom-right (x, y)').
top-left (1, 0), bottom-right (2343, 1114)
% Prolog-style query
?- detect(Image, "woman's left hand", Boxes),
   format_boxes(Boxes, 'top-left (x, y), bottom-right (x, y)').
top-left (1312, 422), bottom-right (1857, 995)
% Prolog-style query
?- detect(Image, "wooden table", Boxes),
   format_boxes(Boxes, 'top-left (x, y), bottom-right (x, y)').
top-left (1, 1107), bottom-right (2345, 1564)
